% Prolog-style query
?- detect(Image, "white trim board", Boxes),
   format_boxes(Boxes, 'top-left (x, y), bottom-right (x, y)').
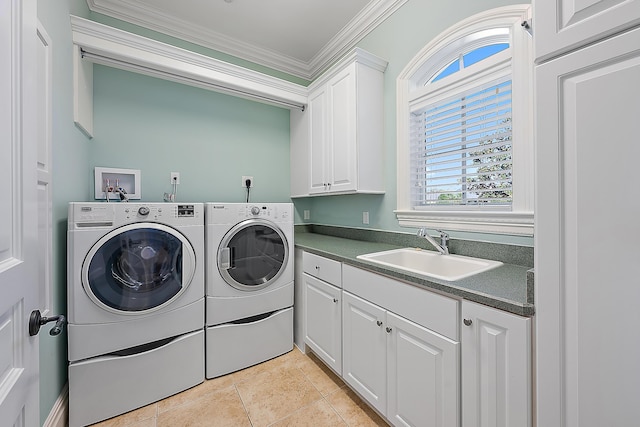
top-left (43, 383), bottom-right (68, 427)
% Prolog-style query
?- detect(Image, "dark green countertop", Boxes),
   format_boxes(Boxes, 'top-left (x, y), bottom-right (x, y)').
top-left (295, 232), bottom-right (534, 317)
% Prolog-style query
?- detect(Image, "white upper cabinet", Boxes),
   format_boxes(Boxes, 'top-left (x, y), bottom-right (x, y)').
top-left (290, 48), bottom-right (387, 197)
top-left (534, 0), bottom-right (640, 62)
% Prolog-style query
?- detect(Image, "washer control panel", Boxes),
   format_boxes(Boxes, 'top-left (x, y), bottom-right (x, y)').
top-left (68, 202), bottom-right (203, 229)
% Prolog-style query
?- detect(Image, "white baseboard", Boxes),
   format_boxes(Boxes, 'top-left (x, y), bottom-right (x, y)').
top-left (43, 383), bottom-right (68, 427)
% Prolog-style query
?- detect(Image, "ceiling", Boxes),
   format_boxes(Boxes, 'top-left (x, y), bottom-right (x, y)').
top-left (86, 0), bottom-right (407, 80)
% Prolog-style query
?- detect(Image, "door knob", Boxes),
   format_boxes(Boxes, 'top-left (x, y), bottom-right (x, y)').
top-left (29, 310), bottom-right (66, 336)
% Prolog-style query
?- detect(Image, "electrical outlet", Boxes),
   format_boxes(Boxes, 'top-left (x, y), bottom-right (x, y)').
top-left (363, 211), bottom-right (370, 225)
top-left (170, 172), bottom-right (180, 184)
top-left (242, 176), bottom-right (254, 187)
top-left (304, 210), bottom-right (310, 220)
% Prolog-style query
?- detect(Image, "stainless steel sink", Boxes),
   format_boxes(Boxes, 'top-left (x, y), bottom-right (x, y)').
top-left (356, 248), bottom-right (502, 281)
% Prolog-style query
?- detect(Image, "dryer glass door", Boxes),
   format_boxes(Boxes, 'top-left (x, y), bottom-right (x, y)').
top-left (219, 219), bottom-right (288, 291)
top-left (84, 224), bottom-right (196, 313)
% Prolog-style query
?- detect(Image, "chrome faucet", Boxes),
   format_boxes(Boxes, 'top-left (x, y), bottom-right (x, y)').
top-left (416, 228), bottom-right (450, 255)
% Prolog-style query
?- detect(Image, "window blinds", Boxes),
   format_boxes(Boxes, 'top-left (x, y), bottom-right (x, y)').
top-left (410, 76), bottom-right (512, 208)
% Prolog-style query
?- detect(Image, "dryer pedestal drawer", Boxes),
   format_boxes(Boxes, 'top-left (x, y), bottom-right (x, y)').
top-left (68, 329), bottom-right (204, 427)
top-left (206, 307), bottom-right (293, 378)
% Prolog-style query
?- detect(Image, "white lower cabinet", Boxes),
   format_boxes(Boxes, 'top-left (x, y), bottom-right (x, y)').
top-left (461, 300), bottom-right (531, 427)
top-left (303, 273), bottom-right (342, 374)
top-left (343, 291), bottom-right (460, 427)
top-left (342, 291), bottom-right (386, 413)
top-left (299, 253), bottom-right (533, 427)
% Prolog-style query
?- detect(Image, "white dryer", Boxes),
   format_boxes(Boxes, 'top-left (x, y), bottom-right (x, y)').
top-left (205, 203), bottom-right (294, 378)
top-left (67, 202), bottom-right (205, 427)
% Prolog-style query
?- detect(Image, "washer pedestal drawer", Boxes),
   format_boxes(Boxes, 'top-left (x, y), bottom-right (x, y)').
top-left (68, 329), bottom-right (204, 427)
top-left (206, 307), bottom-right (293, 378)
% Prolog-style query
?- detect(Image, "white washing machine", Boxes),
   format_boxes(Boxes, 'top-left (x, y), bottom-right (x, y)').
top-left (67, 202), bottom-right (205, 427)
top-left (205, 203), bottom-right (294, 378)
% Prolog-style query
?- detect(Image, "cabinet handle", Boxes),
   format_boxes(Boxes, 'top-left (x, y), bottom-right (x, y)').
top-left (376, 320), bottom-right (383, 327)
top-left (315, 265), bottom-right (319, 270)
top-left (333, 298), bottom-right (339, 303)
top-left (386, 327), bottom-right (392, 333)
top-left (463, 318), bottom-right (473, 326)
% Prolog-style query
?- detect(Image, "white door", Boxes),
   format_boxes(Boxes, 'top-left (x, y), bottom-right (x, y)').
top-left (342, 291), bottom-right (386, 415)
top-left (308, 87), bottom-right (328, 194)
top-left (461, 300), bottom-right (531, 427)
top-left (534, 0), bottom-right (640, 62)
top-left (328, 65), bottom-right (357, 193)
top-left (0, 0), bottom-right (40, 425)
top-left (387, 311), bottom-right (459, 427)
top-left (535, 25), bottom-right (640, 427)
top-left (303, 274), bottom-right (342, 373)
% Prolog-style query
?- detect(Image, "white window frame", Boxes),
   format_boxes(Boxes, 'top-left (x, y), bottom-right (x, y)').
top-left (396, 5), bottom-right (533, 236)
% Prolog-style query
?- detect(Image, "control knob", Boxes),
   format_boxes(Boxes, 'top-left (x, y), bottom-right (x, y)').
top-left (138, 206), bottom-right (150, 216)
top-left (251, 206), bottom-right (260, 215)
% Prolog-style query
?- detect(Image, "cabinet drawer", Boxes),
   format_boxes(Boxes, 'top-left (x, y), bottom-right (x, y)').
top-left (303, 251), bottom-right (342, 286)
top-left (343, 264), bottom-right (459, 341)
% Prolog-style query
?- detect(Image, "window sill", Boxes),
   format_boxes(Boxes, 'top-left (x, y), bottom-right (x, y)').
top-left (395, 209), bottom-right (533, 236)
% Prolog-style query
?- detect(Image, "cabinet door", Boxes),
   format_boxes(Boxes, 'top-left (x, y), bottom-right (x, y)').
top-left (461, 301), bottom-right (531, 427)
top-left (308, 87), bottom-right (328, 194)
top-left (534, 0), bottom-right (640, 62)
top-left (342, 291), bottom-right (387, 415)
top-left (387, 312), bottom-right (459, 427)
top-left (304, 274), bottom-right (342, 373)
top-left (327, 64), bottom-right (357, 193)
top-left (535, 26), bottom-right (640, 427)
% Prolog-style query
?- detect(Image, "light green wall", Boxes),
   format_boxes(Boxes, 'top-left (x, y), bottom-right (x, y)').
top-left (301, 0), bottom-right (533, 246)
top-left (91, 65), bottom-right (291, 203)
top-left (36, 0), bottom-right (91, 425)
top-left (37, 0), bottom-right (532, 422)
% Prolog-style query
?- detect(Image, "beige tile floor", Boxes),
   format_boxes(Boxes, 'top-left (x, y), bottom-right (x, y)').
top-left (91, 347), bottom-right (389, 427)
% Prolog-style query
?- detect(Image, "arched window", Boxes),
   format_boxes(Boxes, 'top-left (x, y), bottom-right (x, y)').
top-left (396, 5), bottom-right (533, 235)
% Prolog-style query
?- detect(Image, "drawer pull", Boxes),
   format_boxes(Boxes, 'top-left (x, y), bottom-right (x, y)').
top-left (463, 318), bottom-right (473, 326)
top-left (333, 298), bottom-right (339, 303)
top-left (386, 327), bottom-right (392, 333)
top-left (377, 320), bottom-right (383, 327)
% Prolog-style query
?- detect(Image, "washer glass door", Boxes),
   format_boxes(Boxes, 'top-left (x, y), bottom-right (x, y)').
top-left (218, 219), bottom-right (288, 291)
top-left (83, 223), bottom-right (196, 313)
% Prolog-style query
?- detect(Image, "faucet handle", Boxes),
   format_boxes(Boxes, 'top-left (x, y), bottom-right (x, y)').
top-left (416, 228), bottom-right (426, 237)
top-left (436, 229), bottom-right (449, 239)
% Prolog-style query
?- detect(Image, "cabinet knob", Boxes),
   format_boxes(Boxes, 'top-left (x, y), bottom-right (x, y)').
top-left (333, 298), bottom-right (339, 303)
top-left (386, 327), bottom-right (392, 333)
top-left (377, 320), bottom-right (383, 327)
top-left (315, 265), bottom-right (319, 270)
top-left (463, 318), bottom-right (473, 326)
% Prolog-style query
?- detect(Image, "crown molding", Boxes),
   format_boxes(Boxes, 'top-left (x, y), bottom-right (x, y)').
top-left (86, 0), bottom-right (405, 80)
top-left (307, 0), bottom-right (409, 79)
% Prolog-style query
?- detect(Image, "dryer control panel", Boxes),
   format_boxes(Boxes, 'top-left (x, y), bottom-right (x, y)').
top-left (205, 203), bottom-right (293, 225)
